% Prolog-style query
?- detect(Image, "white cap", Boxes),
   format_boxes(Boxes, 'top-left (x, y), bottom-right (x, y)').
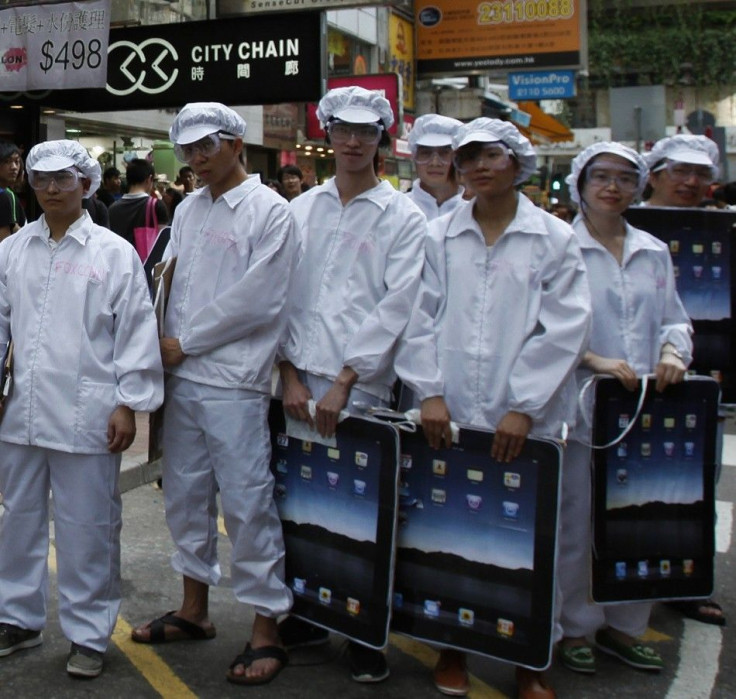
top-left (26, 140), bottom-right (101, 198)
top-left (408, 114), bottom-right (463, 154)
top-left (565, 141), bottom-right (649, 205)
top-left (317, 86), bottom-right (394, 130)
top-left (170, 102), bottom-right (246, 145)
top-left (645, 134), bottom-right (719, 174)
top-left (452, 117), bottom-right (537, 185)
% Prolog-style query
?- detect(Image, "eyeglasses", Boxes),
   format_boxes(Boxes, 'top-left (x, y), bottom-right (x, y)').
top-left (453, 144), bottom-right (513, 174)
top-left (653, 161), bottom-right (715, 185)
top-left (28, 168), bottom-right (82, 192)
top-left (414, 146), bottom-right (453, 165)
top-left (327, 122), bottom-right (383, 145)
top-left (586, 167), bottom-right (640, 193)
top-left (174, 132), bottom-right (237, 163)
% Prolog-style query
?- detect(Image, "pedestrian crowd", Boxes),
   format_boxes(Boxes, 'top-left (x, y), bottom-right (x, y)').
top-left (0, 87), bottom-right (726, 699)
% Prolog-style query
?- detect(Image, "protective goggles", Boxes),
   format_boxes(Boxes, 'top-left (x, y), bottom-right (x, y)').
top-left (453, 143), bottom-right (513, 174)
top-left (586, 165), bottom-right (640, 193)
top-left (28, 168), bottom-right (84, 192)
top-left (414, 145), bottom-right (453, 165)
top-left (327, 121), bottom-right (383, 145)
top-left (652, 160), bottom-right (715, 185)
top-left (174, 132), bottom-right (237, 163)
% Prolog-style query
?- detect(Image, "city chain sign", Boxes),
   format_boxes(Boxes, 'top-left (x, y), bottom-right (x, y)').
top-left (43, 13), bottom-right (323, 110)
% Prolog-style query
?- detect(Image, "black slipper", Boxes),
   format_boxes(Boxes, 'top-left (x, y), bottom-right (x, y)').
top-left (666, 599), bottom-right (727, 626)
top-left (132, 610), bottom-right (217, 644)
top-left (226, 643), bottom-right (288, 686)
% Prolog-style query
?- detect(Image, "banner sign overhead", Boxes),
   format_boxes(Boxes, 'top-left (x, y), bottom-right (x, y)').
top-left (415, 0), bottom-right (582, 76)
top-left (0, 0), bottom-right (109, 91)
top-left (43, 13), bottom-right (322, 111)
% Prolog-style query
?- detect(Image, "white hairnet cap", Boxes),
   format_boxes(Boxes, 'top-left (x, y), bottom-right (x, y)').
top-left (170, 102), bottom-right (246, 145)
top-left (408, 114), bottom-right (463, 154)
top-left (317, 86), bottom-right (394, 130)
top-left (452, 117), bottom-right (537, 185)
top-left (26, 139), bottom-right (101, 199)
top-left (565, 141), bottom-right (648, 205)
top-left (645, 134), bottom-right (719, 173)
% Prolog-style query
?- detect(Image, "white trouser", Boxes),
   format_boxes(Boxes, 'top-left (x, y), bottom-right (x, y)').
top-left (162, 376), bottom-right (292, 618)
top-left (558, 440), bottom-right (651, 638)
top-left (298, 371), bottom-right (390, 414)
top-left (0, 443), bottom-right (122, 652)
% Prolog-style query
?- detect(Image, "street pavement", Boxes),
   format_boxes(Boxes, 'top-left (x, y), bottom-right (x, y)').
top-left (1, 414), bottom-right (734, 698)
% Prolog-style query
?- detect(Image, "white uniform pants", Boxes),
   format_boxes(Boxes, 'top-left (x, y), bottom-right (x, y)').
top-left (558, 440), bottom-right (651, 638)
top-left (0, 443), bottom-right (122, 652)
top-left (162, 376), bottom-right (292, 618)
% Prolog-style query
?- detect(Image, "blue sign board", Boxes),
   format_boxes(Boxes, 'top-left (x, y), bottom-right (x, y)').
top-left (508, 70), bottom-right (576, 101)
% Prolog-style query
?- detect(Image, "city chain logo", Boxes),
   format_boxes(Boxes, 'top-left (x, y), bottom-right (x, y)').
top-left (107, 38), bottom-right (179, 96)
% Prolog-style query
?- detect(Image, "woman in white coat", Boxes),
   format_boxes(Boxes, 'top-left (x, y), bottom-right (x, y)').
top-left (405, 114), bottom-right (464, 221)
top-left (558, 142), bottom-right (693, 674)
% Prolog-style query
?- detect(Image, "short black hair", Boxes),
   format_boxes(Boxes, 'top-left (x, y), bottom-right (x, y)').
top-left (0, 140), bottom-right (20, 163)
top-left (125, 158), bottom-right (155, 187)
top-left (179, 165), bottom-right (194, 178)
top-left (103, 166), bottom-right (120, 181)
top-left (277, 165), bottom-right (303, 183)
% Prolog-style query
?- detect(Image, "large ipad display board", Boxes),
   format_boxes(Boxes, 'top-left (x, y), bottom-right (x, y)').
top-left (625, 207), bottom-right (736, 403)
top-left (268, 401), bottom-right (399, 649)
top-left (591, 377), bottom-right (719, 603)
top-left (391, 424), bottom-right (562, 670)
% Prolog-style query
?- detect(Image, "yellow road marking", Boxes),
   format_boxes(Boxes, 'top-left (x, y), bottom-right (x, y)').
top-left (111, 618), bottom-right (198, 699)
top-left (643, 627), bottom-right (672, 642)
top-left (389, 633), bottom-right (509, 699)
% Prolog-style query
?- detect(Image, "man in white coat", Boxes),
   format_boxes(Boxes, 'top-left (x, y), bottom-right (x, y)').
top-left (397, 118), bottom-right (591, 698)
top-left (277, 86), bottom-right (427, 683)
top-left (0, 140), bottom-right (164, 678)
top-left (130, 103), bottom-right (298, 687)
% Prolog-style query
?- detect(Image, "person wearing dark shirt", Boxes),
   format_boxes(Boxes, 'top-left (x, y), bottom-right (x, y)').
top-left (97, 167), bottom-right (121, 208)
top-left (0, 140), bottom-right (26, 231)
top-left (108, 159), bottom-right (168, 247)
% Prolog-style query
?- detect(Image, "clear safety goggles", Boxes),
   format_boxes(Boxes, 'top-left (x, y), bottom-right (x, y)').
top-left (28, 168), bottom-right (83, 192)
top-left (414, 145), bottom-right (453, 165)
top-left (174, 132), bottom-right (237, 163)
top-left (327, 121), bottom-right (383, 145)
top-left (453, 143), bottom-right (513, 174)
top-left (652, 160), bottom-right (715, 185)
top-left (586, 166), bottom-right (640, 193)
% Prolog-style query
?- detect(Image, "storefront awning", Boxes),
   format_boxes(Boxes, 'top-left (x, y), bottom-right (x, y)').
top-left (514, 101), bottom-right (574, 144)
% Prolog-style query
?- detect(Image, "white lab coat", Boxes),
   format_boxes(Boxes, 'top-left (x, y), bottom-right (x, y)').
top-left (405, 178), bottom-right (465, 222)
top-left (397, 194), bottom-right (592, 438)
top-left (165, 176), bottom-right (298, 392)
top-left (573, 216), bottom-right (693, 389)
top-left (281, 177), bottom-right (427, 402)
top-left (0, 213), bottom-right (163, 453)
top-left (559, 216), bottom-right (694, 639)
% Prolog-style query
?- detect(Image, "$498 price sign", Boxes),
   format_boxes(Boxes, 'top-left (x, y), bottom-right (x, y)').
top-left (39, 39), bottom-right (103, 73)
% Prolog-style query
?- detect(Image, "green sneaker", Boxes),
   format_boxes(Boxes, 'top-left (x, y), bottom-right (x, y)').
top-left (66, 643), bottom-right (104, 678)
top-left (595, 629), bottom-right (663, 671)
top-left (0, 623), bottom-right (42, 657)
top-left (559, 642), bottom-right (596, 673)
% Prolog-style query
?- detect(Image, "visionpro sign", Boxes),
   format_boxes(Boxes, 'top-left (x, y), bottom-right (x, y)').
top-left (508, 70), bottom-right (575, 100)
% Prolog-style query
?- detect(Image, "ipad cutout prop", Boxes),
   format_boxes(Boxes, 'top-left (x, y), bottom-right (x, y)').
top-left (390, 424), bottom-right (562, 670)
top-left (269, 400), bottom-right (399, 649)
top-left (591, 377), bottom-right (719, 604)
top-left (625, 207), bottom-right (736, 403)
